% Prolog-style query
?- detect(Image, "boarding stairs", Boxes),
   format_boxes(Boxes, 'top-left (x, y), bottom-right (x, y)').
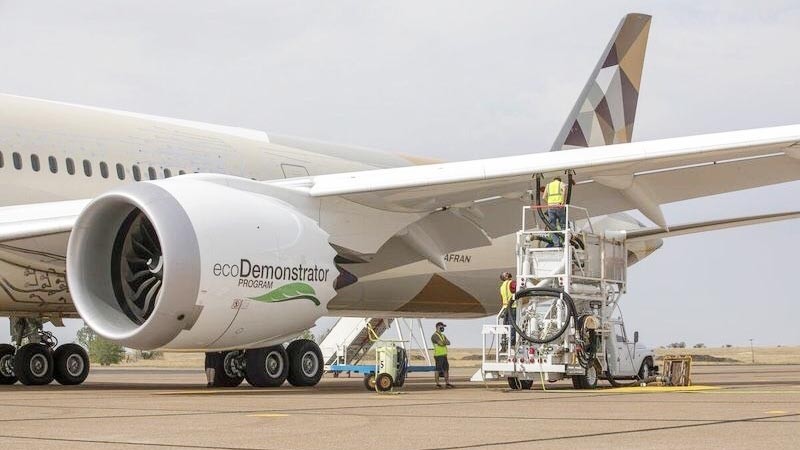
top-left (320, 317), bottom-right (393, 367)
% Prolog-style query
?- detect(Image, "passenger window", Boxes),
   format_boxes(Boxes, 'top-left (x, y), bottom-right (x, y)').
top-left (163, 168), bottom-right (172, 178)
top-left (0, 151), bottom-right (3, 168)
top-left (13, 152), bottom-right (22, 170)
top-left (48, 156), bottom-right (58, 173)
top-left (83, 160), bottom-right (92, 177)
top-left (116, 163), bottom-right (125, 180)
top-left (148, 167), bottom-right (157, 180)
top-left (66, 158), bottom-right (75, 175)
top-left (31, 154), bottom-right (41, 172)
top-left (100, 162), bottom-right (109, 178)
top-left (178, 170), bottom-right (186, 175)
top-left (132, 165), bottom-right (141, 181)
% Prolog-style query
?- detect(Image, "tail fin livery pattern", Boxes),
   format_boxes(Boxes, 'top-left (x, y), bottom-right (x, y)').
top-left (551, 13), bottom-right (651, 150)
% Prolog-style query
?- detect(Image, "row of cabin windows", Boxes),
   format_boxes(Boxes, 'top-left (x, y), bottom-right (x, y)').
top-left (0, 151), bottom-right (188, 180)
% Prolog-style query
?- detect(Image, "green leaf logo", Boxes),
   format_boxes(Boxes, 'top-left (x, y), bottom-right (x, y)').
top-left (249, 282), bottom-right (320, 306)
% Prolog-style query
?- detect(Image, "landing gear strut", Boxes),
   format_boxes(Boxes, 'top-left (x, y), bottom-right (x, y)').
top-left (205, 339), bottom-right (324, 388)
top-left (4, 317), bottom-right (90, 386)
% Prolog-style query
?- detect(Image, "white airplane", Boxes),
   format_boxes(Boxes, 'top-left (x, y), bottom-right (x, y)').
top-left (0, 13), bottom-right (798, 387)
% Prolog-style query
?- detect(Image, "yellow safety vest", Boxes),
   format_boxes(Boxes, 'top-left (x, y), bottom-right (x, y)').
top-left (433, 332), bottom-right (448, 356)
top-left (546, 180), bottom-right (564, 205)
top-left (500, 279), bottom-right (513, 308)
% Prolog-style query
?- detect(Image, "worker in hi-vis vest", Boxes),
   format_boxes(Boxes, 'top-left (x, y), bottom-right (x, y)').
top-left (499, 272), bottom-right (517, 350)
top-left (430, 322), bottom-right (454, 388)
top-left (542, 176), bottom-right (567, 247)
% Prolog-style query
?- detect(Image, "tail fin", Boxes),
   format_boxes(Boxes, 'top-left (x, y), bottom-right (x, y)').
top-left (551, 13), bottom-right (652, 151)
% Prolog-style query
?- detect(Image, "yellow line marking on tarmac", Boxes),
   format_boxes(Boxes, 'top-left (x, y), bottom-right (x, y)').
top-left (602, 385), bottom-right (719, 393)
top-left (699, 390), bottom-right (800, 395)
top-left (248, 413), bottom-right (289, 418)
top-left (765, 410), bottom-right (788, 414)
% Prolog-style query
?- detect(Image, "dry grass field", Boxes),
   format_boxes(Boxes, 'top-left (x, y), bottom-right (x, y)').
top-left (113, 345), bottom-right (800, 369)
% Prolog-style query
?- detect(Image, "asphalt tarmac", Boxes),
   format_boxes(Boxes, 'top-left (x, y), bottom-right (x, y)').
top-left (0, 364), bottom-right (798, 450)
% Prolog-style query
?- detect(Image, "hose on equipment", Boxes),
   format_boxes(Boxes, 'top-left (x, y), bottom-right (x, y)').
top-left (507, 287), bottom-right (578, 345)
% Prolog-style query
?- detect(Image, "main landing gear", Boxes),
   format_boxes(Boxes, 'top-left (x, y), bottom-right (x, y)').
top-left (2, 318), bottom-right (90, 386)
top-left (205, 339), bottom-right (324, 388)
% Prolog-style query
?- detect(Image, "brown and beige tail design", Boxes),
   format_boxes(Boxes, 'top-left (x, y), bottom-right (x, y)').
top-left (552, 13), bottom-right (651, 150)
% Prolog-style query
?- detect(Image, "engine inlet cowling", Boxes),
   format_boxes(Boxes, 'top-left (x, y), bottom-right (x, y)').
top-left (67, 175), bottom-right (337, 351)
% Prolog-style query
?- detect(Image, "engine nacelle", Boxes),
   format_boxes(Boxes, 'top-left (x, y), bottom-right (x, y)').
top-left (67, 176), bottom-right (337, 350)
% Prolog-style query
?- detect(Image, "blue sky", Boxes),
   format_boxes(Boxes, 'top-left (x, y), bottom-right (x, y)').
top-left (0, 1), bottom-right (798, 348)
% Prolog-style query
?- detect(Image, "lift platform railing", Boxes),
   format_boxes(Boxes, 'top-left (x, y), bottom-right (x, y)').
top-left (516, 204), bottom-right (627, 292)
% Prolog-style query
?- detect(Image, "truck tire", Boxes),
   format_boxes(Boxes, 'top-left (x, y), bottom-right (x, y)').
top-left (14, 343), bottom-right (54, 386)
top-left (53, 344), bottom-right (90, 385)
top-left (286, 339), bottom-right (323, 387)
top-left (575, 364), bottom-right (598, 389)
top-left (638, 357), bottom-right (654, 380)
top-left (507, 377), bottom-right (533, 390)
top-left (246, 345), bottom-right (288, 387)
top-left (0, 344), bottom-right (16, 385)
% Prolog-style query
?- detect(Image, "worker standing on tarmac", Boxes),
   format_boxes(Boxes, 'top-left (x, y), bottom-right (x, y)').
top-left (542, 176), bottom-right (567, 247)
top-left (431, 322), bottom-right (454, 388)
top-left (499, 272), bottom-right (517, 350)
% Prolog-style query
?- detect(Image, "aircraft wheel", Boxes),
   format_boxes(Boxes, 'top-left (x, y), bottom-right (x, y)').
top-left (53, 344), bottom-right (90, 385)
top-left (0, 344), bottom-right (17, 385)
top-left (14, 343), bottom-right (54, 386)
top-left (286, 339), bottom-right (323, 387)
top-left (205, 351), bottom-right (244, 387)
top-left (245, 345), bottom-right (288, 387)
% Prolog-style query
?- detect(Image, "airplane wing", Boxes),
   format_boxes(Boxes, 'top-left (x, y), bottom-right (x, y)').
top-left (279, 124), bottom-right (800, 235)
top-left (625, 211), bottom-right (800, 242)
top-left (0, 200), bottom-right (88, 242)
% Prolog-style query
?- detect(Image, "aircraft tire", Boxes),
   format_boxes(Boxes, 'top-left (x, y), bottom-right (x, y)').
top-left (245, 345), bottom-right (288, 387)
top-left (0, 344), bottom-right (17, 385)
top-left (14, 343), bottom-right (54, 386)
top-left (286, 339), bottom-right (323, 387)
top-left (53, 343), bottom-right (90, 385)
top-left (205, 351), bottom-right (244, 387)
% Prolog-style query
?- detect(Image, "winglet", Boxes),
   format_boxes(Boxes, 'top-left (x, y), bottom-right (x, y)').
top-left (552, 13), bottom-right (652, 150)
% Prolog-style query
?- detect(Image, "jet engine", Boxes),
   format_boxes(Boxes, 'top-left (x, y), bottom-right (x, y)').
top-left (67, 175), bottom-right (337, 350)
